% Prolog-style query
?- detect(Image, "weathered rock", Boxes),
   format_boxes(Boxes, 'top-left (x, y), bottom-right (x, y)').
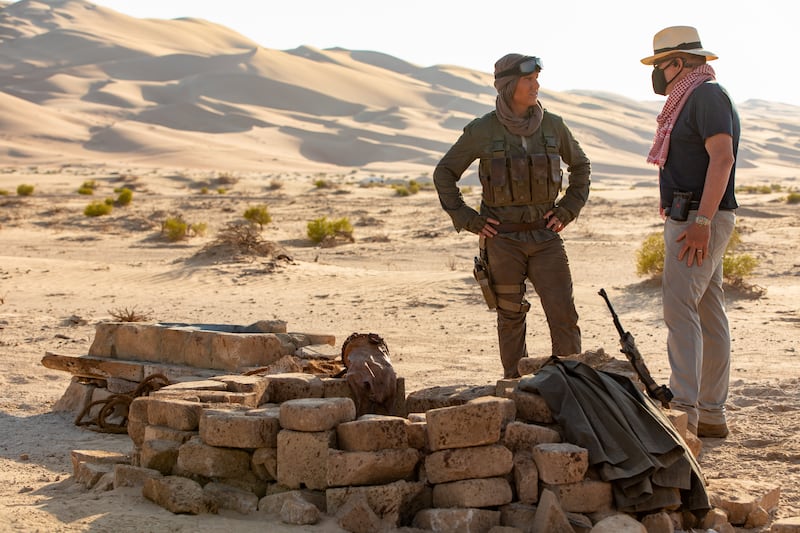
top-left (425, 444), bottom-right (513, 484)
top-left (203, 481), bottom-right (259, 515)
top-left (413, 508), bottom-right (501, 532)
top-left (432, 477), bottom-right (513, 509)
top-left (426, 397), bottom-right (509, 451)
top-left (143, 475), bottom-right (208, 515)
top-left (336, 414), bottom-right (410, 451)
top-left (532, 443), bottom-right (589, 485)
top-left (327, 448), bottom-right (419, 487)
top-left (279, 397), bottom-right (356, 432)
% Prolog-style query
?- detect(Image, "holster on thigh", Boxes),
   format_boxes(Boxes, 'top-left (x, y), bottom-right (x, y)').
top-left (495, 283), bottom-right (531, 313)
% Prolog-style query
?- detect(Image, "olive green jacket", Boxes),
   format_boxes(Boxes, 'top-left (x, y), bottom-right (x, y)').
top-left (433, 109), bottom-right (591, 239)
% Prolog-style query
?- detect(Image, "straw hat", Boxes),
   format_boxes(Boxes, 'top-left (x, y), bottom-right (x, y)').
top-left (641, 26), bottom-right (718, 65)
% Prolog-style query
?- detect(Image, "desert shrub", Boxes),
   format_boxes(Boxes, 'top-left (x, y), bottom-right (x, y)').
top-left (115, 187), bottom-right (133, 206)
top-left (0, 189), bottom-right (9, 196)
top-left (635, 225), bottom-right (759, 288)
top-left (314, 179), bottom-right (334, 189)
top-left (786, 192), bottom-right (800, 204)
top-left (108, 306), bottom-right (153, 322)
top-left (217, 187), bottom-right (227, 194)
top-left (78, 180), bottom-right (97, 195)
top-left (84, 201), bottom-right (113, 217)
top-left (267, 179), bottom-right (284, 190)
top-left (16, 184), bottom-right (34, 196)
top-left (243, 205), bottom-right (272, 229)
top-left (161, 216), bottom-right (207, 241)
top-left (200, 186), bottom-right (209, 194)
top-left (162, 217), bottom-right (188, 241)
top-left (393, 185), bottom-right (411, 197)
top-left (635, 232), bottom-right (666, 277)
top-left (190, 222), bottom-right (208, 237)
top-left (307, 216), bottom-right (353, 244)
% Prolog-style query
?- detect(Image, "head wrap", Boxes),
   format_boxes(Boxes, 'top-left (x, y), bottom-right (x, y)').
top-left (493, 53), bottom-right (543, 137)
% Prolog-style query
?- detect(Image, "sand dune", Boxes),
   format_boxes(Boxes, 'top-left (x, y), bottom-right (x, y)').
top-left (2, 0), bottom-right (798, 180)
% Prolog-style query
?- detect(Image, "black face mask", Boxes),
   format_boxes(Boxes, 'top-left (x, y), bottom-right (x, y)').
top-left (651, 61), bottom-right (683, 96)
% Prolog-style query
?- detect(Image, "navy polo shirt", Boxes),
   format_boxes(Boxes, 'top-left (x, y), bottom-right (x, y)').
top-left (660, 81), bottom-right (740, 210)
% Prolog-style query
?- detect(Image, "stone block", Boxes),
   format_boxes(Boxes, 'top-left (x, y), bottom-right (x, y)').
top-left (279, 397), bottom-right (356, 432)
top-left (513, 451), bottom-right (538, 505)
top-left (425, 444), bottom-right (513, 484)
top-left (322, 377), bottom-right (354, 400)
top-left (267, 373), bottom-right (325, 403)
top-left (503, 421), bottom-right (561, 452)
top-left (326, 480), bottom-right (429, 527)
top-left (147, 398), bottom-right (203, 431)
top-left (499, 502), bottom-right (537, 532)
top-left (413, 508), bottom-right (501, 532)
top-left (426, 396), bottom-right (508, 451)
top-left (182, 329), bottom-right (220, 369)
top-left (75, 462), bottom-right (112, 489)
top-left (405, 384), bottom-right (495, 413)
top-left (251, 447), bottom-right (278, 481)
top-left (280, 494), bottom-right (321, 525)
top-left (113, 464), bottom-right (163, 489)
top-left (258, 489), bottom-right (326, 515)
top-left (277, 429), bottom-right (336, 490)
top-left (641, 511), bottom-right (676, 533)
top-left (157, 326), bottom-right (192, 366)
top-left (52, 377), bottom-right (97, 414)
top-left (532, 443), bottom-right (589, 485)
top-left (143, 475), bottom-right (208, 515)
top-left (143, 424), bottom-right (196, 444)
top-left (511, 389), bottom-right (554, 424)
top-left (327, 448), bottom-right (419, 487)
top-left (203, 481), bottom-right (259, 515)
top-left (70, 449), bottom-right (130, 477)
top-left (707, 478), bottom-right (781, 526)
top-left (200, 407), bottom-right (280, 448)
top-left (209, 332), bottom-right (287, 370)
top-left (176, 436), bottom-right (251, 479)
top-left (407, 421), bottom-right (428, 451)
top-left (495, 378), bottom-right (520, 398)
top-left (543, 479), bottom-right (614, 513)
top-left (336, 415), bottom-right (409, 451)
top-left (432, 477), bottom-right (513, 508)
top-left (140, 438), bottom-right (181, 475)
top-left (334, 491), bottom-right (385, 533)
top-left (212, 374), bottom-right (269, 403)
top-left (771, 517), bottom-right (800, 533)
top-left (531, 488), bottom-right (573, 533)
top-left (663, 408), bottom-right (688, 437)
top-left (591, 513), bottom-right (647, 532)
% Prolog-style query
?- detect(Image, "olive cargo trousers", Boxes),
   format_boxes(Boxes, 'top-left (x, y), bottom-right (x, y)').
top-left (486, 234), bottom-right (581, 378)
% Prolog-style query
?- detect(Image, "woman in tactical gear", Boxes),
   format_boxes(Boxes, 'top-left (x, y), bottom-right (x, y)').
top-left (433, 53), bottom-right (591, 378)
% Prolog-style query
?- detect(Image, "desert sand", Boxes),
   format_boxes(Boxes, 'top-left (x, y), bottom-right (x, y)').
top-left (1, 1), bottom-right (799, 531)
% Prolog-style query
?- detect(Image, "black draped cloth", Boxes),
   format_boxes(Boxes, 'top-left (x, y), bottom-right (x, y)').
top-left (519, 357), bottom-right (709, 515)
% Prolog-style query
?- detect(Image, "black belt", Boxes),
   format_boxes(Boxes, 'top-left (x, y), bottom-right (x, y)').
top-left (663, 202), bottom-right (735, 215)
top-left (495, 220), bottom-right (549, 233)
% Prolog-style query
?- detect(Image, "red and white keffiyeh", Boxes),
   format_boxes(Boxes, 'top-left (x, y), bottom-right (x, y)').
top-left (647, 64), bottom-right (716, 167)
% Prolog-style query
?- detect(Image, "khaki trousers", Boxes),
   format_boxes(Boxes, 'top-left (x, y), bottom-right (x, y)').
top-left (486, 235), bottom-right (581, 378)
top-left (662, 210), bottom-right (736, 427)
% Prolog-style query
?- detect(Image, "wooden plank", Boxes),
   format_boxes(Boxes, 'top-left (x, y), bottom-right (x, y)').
top-left (42, 352), bottom-right (144, 382)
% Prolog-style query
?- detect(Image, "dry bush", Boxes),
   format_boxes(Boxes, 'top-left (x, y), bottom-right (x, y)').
top-left (108, 306), bottom-right (153, 322)
top-left (192, 222), bottom-right (293, 264)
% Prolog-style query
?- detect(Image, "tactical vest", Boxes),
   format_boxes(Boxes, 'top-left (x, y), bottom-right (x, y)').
top-left (477, 112), bottom-right (563, 207)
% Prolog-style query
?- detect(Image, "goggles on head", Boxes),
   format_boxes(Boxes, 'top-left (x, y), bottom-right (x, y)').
top-left (494, 56), bottom-right (543, 79)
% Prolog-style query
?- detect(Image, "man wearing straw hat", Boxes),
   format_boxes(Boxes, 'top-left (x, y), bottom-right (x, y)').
top-left (641, 26), bottom-right (740, 438)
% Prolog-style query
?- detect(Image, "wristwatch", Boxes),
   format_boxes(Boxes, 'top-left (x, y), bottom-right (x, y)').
top-left (694, 215), bottom-right (711, 227)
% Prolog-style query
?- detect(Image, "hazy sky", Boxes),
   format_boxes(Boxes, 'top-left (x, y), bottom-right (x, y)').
top-left (49, 0), bottom-right (800, 106)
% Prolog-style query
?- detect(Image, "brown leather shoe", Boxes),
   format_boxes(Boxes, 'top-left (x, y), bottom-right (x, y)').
top-left (697, 421), bottom-right (729, 438)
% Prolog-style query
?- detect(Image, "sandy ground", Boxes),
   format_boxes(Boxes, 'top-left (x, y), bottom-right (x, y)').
top-left (0, 166), bottom-right (798, 532)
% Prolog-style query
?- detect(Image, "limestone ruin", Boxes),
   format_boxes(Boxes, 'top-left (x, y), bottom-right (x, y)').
top-left (44, 321), bottom-right (786, 532)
